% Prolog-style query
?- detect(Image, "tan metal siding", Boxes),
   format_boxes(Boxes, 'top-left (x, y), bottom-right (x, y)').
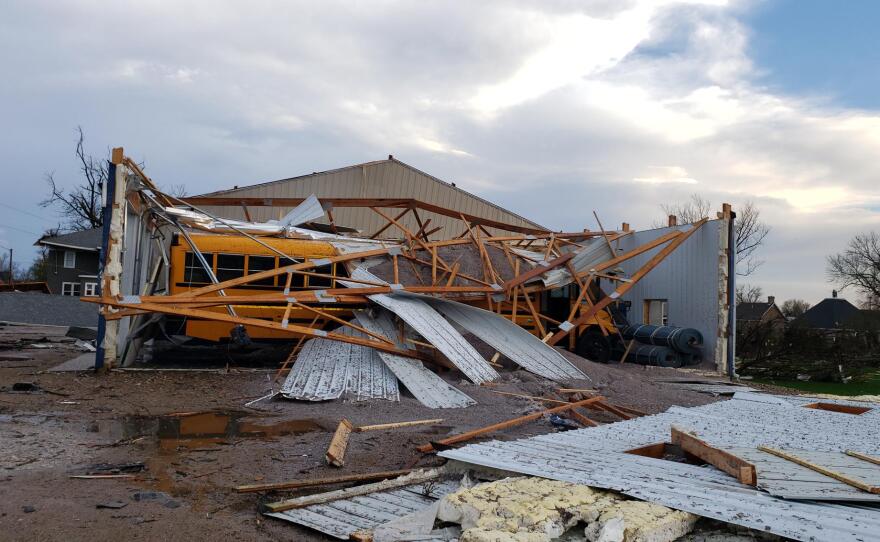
top-left (199, 161), bottom-right (542, 239)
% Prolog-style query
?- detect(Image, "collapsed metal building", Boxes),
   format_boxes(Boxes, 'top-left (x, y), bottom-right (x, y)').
top-left (89, 149), bottom-right (736, 391)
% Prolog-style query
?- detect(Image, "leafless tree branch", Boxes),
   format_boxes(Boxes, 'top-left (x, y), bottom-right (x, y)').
top-left (657, 195), bottom-right (770, 276)
top-left (827, 231), bottom-right (880, 300)
top-left (40, 126), bottom-right (107, 231)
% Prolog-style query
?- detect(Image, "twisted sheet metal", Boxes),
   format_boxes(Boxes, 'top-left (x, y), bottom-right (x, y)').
top-left (267, 480), bottom-right (458, 540)
top-left (369, 293), bottom-right (499, 384)
top-left (440, 393), bottom-right (880, 541)
top-left (540, 238), bottom-right (614, 288)
top-left (354, 309), bottom-right (476, 409)
top-left (424, 297), bottom-right (588, 382)
top-left (280, 327), bottom-right (398, 402)
top-left (279, 193), bottom-right (325, 226)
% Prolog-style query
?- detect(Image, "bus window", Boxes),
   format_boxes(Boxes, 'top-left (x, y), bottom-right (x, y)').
top-left (217, 254), bottom-right (245, 282)
top-left (184, 252), bottom-right (215, 284)
top-left (308, 263), bottom-right (333, 288)
top-left (247, 255), bottom-right (277, 286)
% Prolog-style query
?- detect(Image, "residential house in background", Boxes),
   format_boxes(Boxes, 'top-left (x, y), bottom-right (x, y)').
top-left (34, 228), bottom-right (102, 296)
top-left (737, 295), bottom-right (786, 332)
top-left (795, 291), bottom-right (860, 330)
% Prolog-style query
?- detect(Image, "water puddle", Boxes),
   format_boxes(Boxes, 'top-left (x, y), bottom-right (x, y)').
top-left (113, 410), bottom-right (324, 451)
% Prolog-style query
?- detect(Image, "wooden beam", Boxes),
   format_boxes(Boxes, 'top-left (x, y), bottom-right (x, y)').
top-left (417, 396), bottom-right (604, 453)
top-left (846, 450), bottom-right (880, 466)
top-left (759, 446), bottom-right (880, 493)
top-left (503, 253), bottom-right (574, 293)
top-left (355, 419), bottom-right (444, 432)
top-left (671, 426), bottom-right (756, 486)
top-left (264, 469), bottom-right (443, 513)
top-left (89, 299), bottom-right (427, 360)
top-left (326, 419), bottom-right (354, 467)
top-left (589, 400), bottom-right (634, 420)
top-left (234, 468), bottom-right (416, 493)
top-left (369, 208), bottom-right (411, 239)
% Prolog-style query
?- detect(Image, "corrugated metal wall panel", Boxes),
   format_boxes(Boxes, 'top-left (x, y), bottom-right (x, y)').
top-left (615, 220), bottom-right (727, 368)
top-left (198, 161), bottom-right (542, 240)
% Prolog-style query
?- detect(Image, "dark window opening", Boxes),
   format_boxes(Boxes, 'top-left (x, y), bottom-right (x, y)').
top-left (247, 255), bottom-right (277, 286)
top-left (184, 252), bottom-right (215, 285)
top-left (308, 264), bottom-right (333, 288)
top-left (216, 254), bottom-right (245, 282)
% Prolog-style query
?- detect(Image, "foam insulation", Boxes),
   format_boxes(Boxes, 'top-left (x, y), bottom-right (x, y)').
top-left (436, 477), bottom-right (697, 542)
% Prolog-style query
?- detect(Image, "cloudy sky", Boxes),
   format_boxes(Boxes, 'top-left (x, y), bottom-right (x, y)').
top-left (1, 0), bottom-right (878, 304)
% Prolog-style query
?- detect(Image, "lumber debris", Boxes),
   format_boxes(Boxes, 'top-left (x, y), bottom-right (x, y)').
top-left (671, 426), bottom-right (756, 486)
top-left (264, 468), bottom-right (443, 513)
top-left (355, 418), bottom-right (444, 432)
top-left (326, 419), bottom-right (354, 467)
top-left (846, 449), bottom-right (880, 466)
top-left (417, 396), bottom-right (604, 453)
top-left (234, 468), bottom-right (415, 493)
top-left (758, 446), bottom-right (880, 494)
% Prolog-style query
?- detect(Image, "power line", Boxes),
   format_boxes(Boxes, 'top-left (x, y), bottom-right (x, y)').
top-left (0, 223), bottom-right (41, 236)
top-left (0, 202), bottom-right (48, 221)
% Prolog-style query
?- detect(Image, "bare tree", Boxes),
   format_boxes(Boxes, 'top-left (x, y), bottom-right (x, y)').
top-left (164, 184), bottom-right (188, 198)
top-left (781, 299), bottom-right (810, 318)
top-left (861, 294), bottom-right (880, 311)
top-left (658, 194), bottom-right (770, 276)
top-left (41, 127), bottom-right (107, 231)
top-left (827, 231), bottom-right (880, 301)
top-left (734, 201), bottom-right (771, 276)
top-left (660, 194), bottom-right (712, 224)
top-left (735, 283), bottom-right (763, 304)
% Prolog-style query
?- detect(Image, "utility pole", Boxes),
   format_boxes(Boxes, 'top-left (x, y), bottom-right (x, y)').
top-left (7, 248), bottom-right (12, 288)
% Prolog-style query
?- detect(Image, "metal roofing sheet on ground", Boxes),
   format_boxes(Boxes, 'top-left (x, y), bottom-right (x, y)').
top-left (354, 309), bottom-right (475, 409)
top-left (342, 267), bottom-right (498, 385)
top-left (424, 297), bottom-right (588, 382)
top-left (727, 447), bottom-right (880, 502)
top-left (440, 393), bottom-right (880, 542)
top-left (267, 480), bottom-right (459, 540)
top-left (369, 293), bottom-right (499, 384)
top-left (280, 328), bottom-right (398, 402)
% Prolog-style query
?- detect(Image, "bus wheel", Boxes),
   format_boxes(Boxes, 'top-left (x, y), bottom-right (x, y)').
top-left (576, 328), bottom-right (611, 364)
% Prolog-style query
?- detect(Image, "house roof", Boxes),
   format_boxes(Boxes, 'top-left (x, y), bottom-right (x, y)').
top-left (34, 228), bottom-right (102, 252)
top-left (737, 302), bottom-right (774, 321)
top-left (797, 297), bottom-right (861, 330)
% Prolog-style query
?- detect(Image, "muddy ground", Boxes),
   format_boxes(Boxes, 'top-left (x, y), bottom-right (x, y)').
top-left (0, 322), bottom-right (742, 541)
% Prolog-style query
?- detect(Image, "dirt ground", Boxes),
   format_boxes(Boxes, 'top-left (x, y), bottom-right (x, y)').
top-left (0, 322), bottom-right (741, 541)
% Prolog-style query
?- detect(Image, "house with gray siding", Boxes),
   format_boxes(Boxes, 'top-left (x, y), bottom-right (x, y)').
top-left (34, 228), bottom-right (102, 296)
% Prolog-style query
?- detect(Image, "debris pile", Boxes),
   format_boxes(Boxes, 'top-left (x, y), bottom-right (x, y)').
top-left (85, 154), bottom-right (723, 410)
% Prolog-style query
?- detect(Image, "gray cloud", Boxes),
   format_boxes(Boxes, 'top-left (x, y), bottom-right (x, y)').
top-left (1, 0), bottom-right (878, 305)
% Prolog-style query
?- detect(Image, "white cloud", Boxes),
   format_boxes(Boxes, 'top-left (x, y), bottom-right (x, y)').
top-left (634, 166), bottom-right (698, 184)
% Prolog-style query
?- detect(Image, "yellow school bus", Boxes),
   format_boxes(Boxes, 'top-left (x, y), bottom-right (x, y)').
top-left (168, 232), bottom-right (353, 341)
top-left (168, 232), bottom-right (618, 359)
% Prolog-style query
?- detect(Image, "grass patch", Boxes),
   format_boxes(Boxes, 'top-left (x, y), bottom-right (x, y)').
top-left (753, 371), bottom-right (880, 396)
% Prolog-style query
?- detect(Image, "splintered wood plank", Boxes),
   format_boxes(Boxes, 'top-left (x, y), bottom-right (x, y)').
top-left (416, 396), bottom-right (604, 453)
top-left (672, 426), bottom-right (757, 486)
top-left (355, 419), bottom-right (444, 432)
top-left (326, 419), bottom-right (354, 467)
top-left (234, 469), bottom-right (415, 493)
top-left (847, 450), bottom-right (880, 466)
